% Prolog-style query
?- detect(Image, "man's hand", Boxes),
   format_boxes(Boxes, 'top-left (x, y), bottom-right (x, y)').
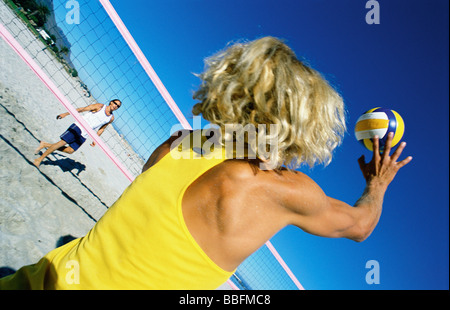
top-left (358, 132), bottom-right (412, 188)
top-left (56, 112), bottom-right (69, 120)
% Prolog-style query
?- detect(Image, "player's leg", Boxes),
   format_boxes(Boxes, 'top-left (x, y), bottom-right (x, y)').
top-left (33, 140), bottom-right (67, 167)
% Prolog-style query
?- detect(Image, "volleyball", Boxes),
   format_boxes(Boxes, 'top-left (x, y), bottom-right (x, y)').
top-left (354, 107), bottom-right (405, 151)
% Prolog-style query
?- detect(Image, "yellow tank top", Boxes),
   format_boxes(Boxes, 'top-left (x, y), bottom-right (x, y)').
top-left (0, 131), bottom-right (235, 290)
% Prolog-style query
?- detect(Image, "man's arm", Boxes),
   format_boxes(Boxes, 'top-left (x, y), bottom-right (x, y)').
top-left (284, 133), bottom-right (412, 242)
top-left (57, 103), bottom-right (103, 119)
top-left (90, 116), bottom-right (114, 147)
top-left (96, 116), bottom-right (114, 136)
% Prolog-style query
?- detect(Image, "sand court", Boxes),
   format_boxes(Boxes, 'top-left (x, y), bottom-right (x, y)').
top-left (0, 4), bottom-right (135, 275)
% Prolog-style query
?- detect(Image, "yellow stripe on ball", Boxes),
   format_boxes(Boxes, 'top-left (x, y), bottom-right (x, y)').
top-left (391, 110), bottom-right (405, 147)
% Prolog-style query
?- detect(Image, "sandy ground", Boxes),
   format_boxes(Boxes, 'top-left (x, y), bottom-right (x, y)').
top-left (0, 2), bottom-right (133, 275)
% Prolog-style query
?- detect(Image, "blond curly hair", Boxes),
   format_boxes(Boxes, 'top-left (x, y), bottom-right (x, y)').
top-left (192, 37), bottom-right (346, 169)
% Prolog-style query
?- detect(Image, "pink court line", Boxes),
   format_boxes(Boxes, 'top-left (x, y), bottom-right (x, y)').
top-left (99, 1), bottom-right (304, 290)
top-left (99, 0), bottom-right (192, 131)
top-left (0, 22), bottom-right (135, 183)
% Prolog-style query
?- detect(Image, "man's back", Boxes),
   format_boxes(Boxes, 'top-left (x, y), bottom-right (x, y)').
top-left (182, 159), bottom-right (294, 271)
top-left (145, 130), bottom-right (332, 272)
top-left (144, 131), bottom-right (297, 271)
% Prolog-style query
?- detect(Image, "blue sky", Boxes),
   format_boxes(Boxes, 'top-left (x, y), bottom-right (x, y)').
top-left (53, 0), bottom-right (448, 289)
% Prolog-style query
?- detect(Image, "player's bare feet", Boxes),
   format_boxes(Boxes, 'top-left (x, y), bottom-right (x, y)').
top-left (34, 141), bottom-right (46, 155)
top-left (33, 158), bottom-right (42, 168)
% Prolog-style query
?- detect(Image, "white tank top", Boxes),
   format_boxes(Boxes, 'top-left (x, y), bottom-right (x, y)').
top-left (76, 105), bottom-right (113, 138)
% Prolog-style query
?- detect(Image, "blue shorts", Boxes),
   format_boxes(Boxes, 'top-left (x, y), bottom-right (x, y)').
top-left (60, 124), bottom-right (86, 152)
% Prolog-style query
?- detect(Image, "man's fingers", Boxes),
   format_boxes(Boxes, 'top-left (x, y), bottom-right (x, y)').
top-left (358, 155), bottom-right (366, 170)
top-left (372, 135), bottom-right (381, 161)
top-left (383, 132), bottom-right (394, 157)
top-left (391, 141), bottom-right (406, 162)
top-left (396, 156), bottom-right (413, 169)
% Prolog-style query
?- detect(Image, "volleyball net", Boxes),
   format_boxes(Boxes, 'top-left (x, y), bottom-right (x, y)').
top-left (0, 0), bottom-right (303, 290)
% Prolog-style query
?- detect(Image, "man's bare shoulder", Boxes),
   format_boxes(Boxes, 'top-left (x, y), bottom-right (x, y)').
top-left (86, 103), bottom-right (104, 112)
top-left (214, 160), bottom-right (315, 197)
top-left (217, 161), bottom-right (325, 212)
top-left (217, 160), bottom-right (311, 182)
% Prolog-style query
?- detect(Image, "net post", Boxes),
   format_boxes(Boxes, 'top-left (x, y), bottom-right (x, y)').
top-left (99, 0), bottom-right (192, 130)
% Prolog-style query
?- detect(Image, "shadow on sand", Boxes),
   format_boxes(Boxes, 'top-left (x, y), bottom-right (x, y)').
top-left (0, 102), bottom-right (110, 219)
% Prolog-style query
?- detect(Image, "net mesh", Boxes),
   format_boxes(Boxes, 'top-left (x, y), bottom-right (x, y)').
top-left (0, 0), bottom-right (302, 290)
top-left (231, 244), bottom-right (301, 290)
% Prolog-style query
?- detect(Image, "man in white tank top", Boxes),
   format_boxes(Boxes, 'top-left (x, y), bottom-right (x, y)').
top-left (33, 99), bottom-right (121, 168)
